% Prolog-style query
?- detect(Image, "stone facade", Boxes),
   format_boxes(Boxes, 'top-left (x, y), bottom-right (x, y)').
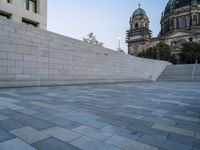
top-left (0, 0), bottom-right (47, 29)
top-left (0, 18), bottom-right (170, 87)
top-left (127, 1), bottom-right (200, 61)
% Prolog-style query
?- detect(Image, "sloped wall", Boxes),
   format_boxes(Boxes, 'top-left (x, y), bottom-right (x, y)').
top-left (0, 18), bottom-right (170, 87)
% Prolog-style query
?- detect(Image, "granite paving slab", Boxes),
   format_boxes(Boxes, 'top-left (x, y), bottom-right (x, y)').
top-left (0, 119), bottom-right (25, 131)
top-left (42, 126), bottom-right (82, 143)
top-left (32, 137), bottom-right (81, 150)
top-left (72, 125), bottom-right (113, 141)
top-left (10, 126), bottom-right (49, 144)
top-left (70, 136), bottom-right (121, 150)
top-left (0, 82), bottom-right (199, 150)
top-left (0, 138), bottom-right (37, 150)
top-left (106, 135), bottom-right (158, 150)
top-left (0, 128), bottom-right (15, 142)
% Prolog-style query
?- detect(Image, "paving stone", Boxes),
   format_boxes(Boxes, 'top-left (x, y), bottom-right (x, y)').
top-left (106, 135), bottom-right (158, 150)
top-left (32, 112), bottom-right (57, 121)
top-left (55, 113), bottom-right (106, 128)
top-left (0, 109), bottom-right (18, 115)
top-left (32, 137), bottom-right (81, 150)
top-left (196, 132), bottom-right (200, 139)
top-left (10, 113), bottom-right (54, 130)
top-left (0, 114), bottom-right (9, 120)
top-left (138, 134), bottom-right (192, 150)
top-left (48, 118), bottom-right (80, 129)
top-left (10, 126), bottom-right (49, 144)
top-left (17, 108), bottom-right (38, 115)
top-left (175, 122), bottom-right (200, 131)
top-left (97, 117), bottom-right (130, 128)
top-left (168, 133), bottom-right (200, 148)
top-left (128, 124), bottom-right (169, 138)
top-left (73, 125), bottom-right (113, 141)
top-left (0, 128), bottom-right (15, 142)
top-left (42, 126), bottom-right (81, 143)
top-left (70, 136), bottom-right (121, 150)
top-left (0, 82), bottom-right (199, 150)
top-left (152, 109), bottom-right (169, 117)
top-left (152, 123), bottom-right (195, 137)
top-left (0, 119), bottom-right (25, 131)
top-left (0, 138), bottom-right (37, 150)
top-left (100, 124), bottom-right (142, 140)
top-left (30, 101), bottom-right (59, 109)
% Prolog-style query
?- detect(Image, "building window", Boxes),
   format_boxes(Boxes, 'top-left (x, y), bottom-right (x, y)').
top-left (0, 11), bottom-right (11, 19)
top-left (22, 0), bottom-right (37, 13)
top-left (3, 0), bottom-right (11, 3)
top-left (22, 18), bottom-right (39, 27)
top-left (177, 16), bottom-right (187, 29)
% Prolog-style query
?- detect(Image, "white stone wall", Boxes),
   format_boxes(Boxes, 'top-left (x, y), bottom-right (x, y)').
top-left (0, 0), bottom-right (47, 29)
top-left (0, 18), bottom-right (170, 87)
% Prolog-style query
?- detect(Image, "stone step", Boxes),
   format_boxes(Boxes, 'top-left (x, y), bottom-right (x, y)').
top-left (158, 64), bottom-right (200, 82)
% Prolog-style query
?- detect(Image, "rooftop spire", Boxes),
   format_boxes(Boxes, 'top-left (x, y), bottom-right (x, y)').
top-left (138, 3), bottom-right (141, 8)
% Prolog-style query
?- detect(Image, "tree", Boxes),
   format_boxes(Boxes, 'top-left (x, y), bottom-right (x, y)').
top-left (179, 42), bottom-right (200, 64)
top-left (137, 42), bottom-right (177, 64)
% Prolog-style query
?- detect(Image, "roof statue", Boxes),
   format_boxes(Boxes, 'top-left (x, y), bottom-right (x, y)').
top-left (83, 32), bottom-right (103, 46)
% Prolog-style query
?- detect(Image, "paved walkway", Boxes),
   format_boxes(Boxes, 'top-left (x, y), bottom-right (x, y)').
top-left (0, 82), bottom-right (200, 150)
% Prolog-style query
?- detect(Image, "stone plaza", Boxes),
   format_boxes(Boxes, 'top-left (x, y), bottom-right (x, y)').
top-left (0, 81), bottom-right (200, 150)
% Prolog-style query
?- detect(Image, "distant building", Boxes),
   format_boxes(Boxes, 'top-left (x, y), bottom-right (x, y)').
top-left (0, 0), bottom-right (47, 29)
top-left (126, 0), bottom-right (200, 61)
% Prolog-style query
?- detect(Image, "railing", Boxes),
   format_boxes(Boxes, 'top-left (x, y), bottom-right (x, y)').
top-left (191, 59), bottom-right (198, 81)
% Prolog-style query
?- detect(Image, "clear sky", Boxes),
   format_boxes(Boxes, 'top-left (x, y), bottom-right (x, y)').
top-left (47, 0), bottom-right (168, 53)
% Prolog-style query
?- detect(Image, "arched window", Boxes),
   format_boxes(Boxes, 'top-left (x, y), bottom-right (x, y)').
top-left (135, 23), bottom-right (139, 29)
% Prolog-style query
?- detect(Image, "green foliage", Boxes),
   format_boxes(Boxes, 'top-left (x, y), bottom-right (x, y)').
top-left (137, 42), bottom-right (177, 64)
top-left (179, 42), bottom-right (200, 64)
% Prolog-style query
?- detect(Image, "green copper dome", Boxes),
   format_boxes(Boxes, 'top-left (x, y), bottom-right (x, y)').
top-left (164, 0), bottom-right (200, 15)
top-left (133, 7), bottom-right (147, 17)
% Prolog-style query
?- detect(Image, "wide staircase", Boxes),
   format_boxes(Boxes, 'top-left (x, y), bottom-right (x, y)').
top-left (158, 64), bottom-right (200, 81)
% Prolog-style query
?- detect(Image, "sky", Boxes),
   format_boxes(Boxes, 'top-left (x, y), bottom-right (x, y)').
top-left (47, 0), bottom-right (168, 53)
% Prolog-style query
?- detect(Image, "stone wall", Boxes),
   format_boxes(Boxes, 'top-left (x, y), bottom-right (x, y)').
top-left (0, 18), bottom-right (170, 87)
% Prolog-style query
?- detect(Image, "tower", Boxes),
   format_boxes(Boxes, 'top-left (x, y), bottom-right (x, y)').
top-left (126, 4), bottom-right (152, 55)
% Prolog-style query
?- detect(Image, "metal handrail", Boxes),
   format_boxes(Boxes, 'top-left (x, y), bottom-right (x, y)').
top-left (191, 59), bottom-right (198, 80)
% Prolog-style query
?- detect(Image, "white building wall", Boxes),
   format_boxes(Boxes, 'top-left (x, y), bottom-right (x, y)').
top-left (0, 0), bottom-right (47, 29)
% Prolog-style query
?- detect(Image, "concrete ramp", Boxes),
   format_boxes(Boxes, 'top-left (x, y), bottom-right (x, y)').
top-left (158, 64), bottom-right (200, 81)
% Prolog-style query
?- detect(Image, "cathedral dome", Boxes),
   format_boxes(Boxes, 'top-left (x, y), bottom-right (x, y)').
top-left (132, 7), bottom-right (147, 17)
top-left (164, 0), bottom-right (200, 15)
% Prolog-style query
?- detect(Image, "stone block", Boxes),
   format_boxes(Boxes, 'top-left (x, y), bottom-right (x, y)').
top-left (37, 56), bottom-right (48, 63)
top-left (42, 126), bottom-right (81, 143)
top-left (0, 119), bottom-right (25, 131)
top-left (32, 137), bottom-right (80, 150)
top-left (138, 134), bottom-right (192, 150)
top-left (0, 67), bottom-right (7, 74)
top-left (0, 128), bottom-right (15, 142)
top-left (16, 60), bottom-right (30, 67)
top-left (0, 114), bottom-right (9, 121)
top-left (0, 60), bottom-right (15, 67)
top-left (10, 113), bottom-right (54, 130)
top-left (196, 132), bottom-right (200, 139)
top-left (48, 118), bottom-right (80, 129)
top-left (24, 55), bottom-right (37, 62)
top-left (73, 125), bottom-right (113, 141)
top-left (106, 135), bottom-right (158, 150)
top-left (0, 51), bottom-right (7, 58)
top-left (8, 67), bottom-right (23, 74)
top-left (70, 136), bottom-right (121, 150)
top-left (152, 123), bottom-right (195, 137)
top-left (0, 138), bottom-right (37, 150)
top-left (10, 126), bottom-right (49, 144)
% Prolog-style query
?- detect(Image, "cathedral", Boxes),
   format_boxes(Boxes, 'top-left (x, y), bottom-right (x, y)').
top-left (126, 0), bottom-right (200, 61)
